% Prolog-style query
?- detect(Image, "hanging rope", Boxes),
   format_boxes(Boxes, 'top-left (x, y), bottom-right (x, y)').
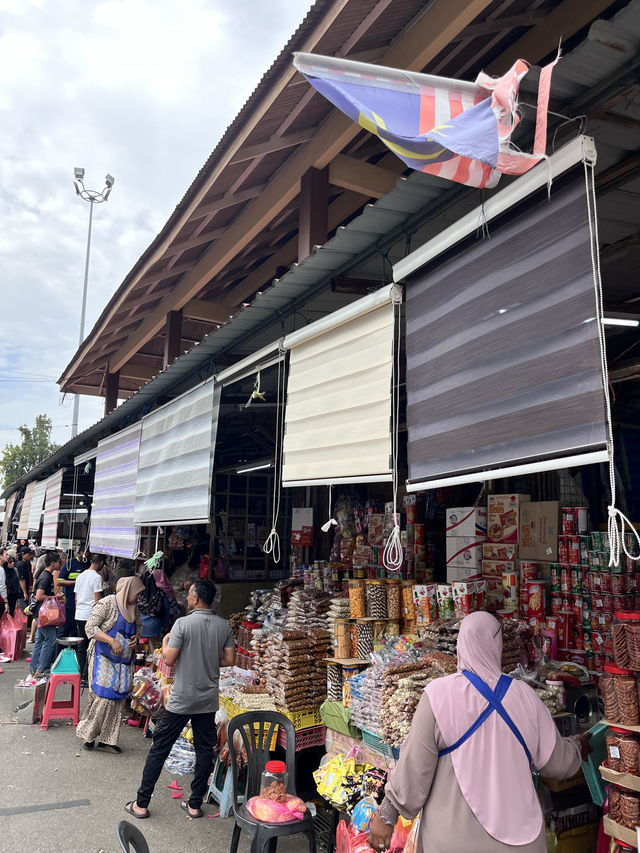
top-left (383, 294), bottom-right (404, 572)
top-left (583, 156), bottom-right (640, 568)
top-left (69, 463), bottom-right (80, 559)
top-left (263, 346), bottom-right (286, 563)
top-left (321, 484), bottom-right (338, 533)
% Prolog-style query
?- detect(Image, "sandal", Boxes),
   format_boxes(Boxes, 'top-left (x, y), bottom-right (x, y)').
top-left (83, 741), bottom-right (95, 751)
top-left (125, 801), bottom-right (150, 820)
top-left (181, 801), bottom-right (203, 818)
top-left (97, 742), bottom-right (122, 754)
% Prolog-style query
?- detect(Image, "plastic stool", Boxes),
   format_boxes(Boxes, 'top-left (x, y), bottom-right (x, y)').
top-left (40, 673), bottom-right (81, 729)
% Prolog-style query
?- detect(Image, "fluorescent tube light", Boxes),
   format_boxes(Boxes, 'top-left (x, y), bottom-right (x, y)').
top-left (236, 462), bottom-right (273, 474)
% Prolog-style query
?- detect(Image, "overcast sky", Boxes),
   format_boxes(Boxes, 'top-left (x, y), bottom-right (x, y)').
top-left (0, 0), bottom-right (311, 479)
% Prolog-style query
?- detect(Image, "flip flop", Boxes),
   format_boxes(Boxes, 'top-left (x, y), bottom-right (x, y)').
top-left (181, 801), bottom-right (203, 818)
top-left (97, 742), bottom-right (122, 754)
top-left (125, 801), bottom-right (150, 820)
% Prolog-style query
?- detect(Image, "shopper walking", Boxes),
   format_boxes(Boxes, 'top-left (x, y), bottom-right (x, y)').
top-left (74, 553), bottom-right (105, 681)
top-left (28, 552), bottom-right (64, 679)
top-left (56, 548), bottom-right (87, 638)
top-left (76, 575), bottom-right (144, 753)
top-left (4, 553), bottom-right (21, 617)
top-left (369, 611), bottom-right (591, 853)
top-left (126, 579), bottom-right (235, 819)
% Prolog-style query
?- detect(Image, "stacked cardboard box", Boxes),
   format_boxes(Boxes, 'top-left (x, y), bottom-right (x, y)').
top-left (482, 494), bottom-right (530, 612)
top-left (446, 507), bottom-right (487, 583)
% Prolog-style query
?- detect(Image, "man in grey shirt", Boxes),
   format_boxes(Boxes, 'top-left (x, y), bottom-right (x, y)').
top-left (127, 579), bottom-right (235, 819)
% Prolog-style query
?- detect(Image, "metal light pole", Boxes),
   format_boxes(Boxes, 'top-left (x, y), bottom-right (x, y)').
top-left (70, 168), bottom-right (115, 438)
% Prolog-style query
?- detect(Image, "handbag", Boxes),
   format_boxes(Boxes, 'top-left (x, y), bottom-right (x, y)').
top-left (37, 596), bottom-right (66, 628)
top-left (24, 592), bottom-right (37, 617)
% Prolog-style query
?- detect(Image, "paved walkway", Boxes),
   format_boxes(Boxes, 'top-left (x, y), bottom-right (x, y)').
top-left (0, 649), bottom-right (307, 853)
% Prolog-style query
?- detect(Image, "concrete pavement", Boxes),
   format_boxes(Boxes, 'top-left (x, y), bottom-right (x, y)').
top-left (0, 649), bottom-right (311, 853)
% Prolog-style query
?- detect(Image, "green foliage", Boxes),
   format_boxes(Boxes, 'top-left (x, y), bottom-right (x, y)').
top-left (0, 414), bottom-right (60, 490)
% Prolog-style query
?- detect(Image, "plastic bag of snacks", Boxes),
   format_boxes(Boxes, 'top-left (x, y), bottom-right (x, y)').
top-left (246, 795), bottom-right (306, 823)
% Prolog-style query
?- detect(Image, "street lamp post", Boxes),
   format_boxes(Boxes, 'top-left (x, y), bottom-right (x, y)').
top-left (70, 168), bottom-right (115, 438)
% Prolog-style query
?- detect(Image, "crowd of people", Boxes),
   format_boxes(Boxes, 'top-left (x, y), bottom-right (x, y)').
top-left (0, 541), bottom-right (237, 819)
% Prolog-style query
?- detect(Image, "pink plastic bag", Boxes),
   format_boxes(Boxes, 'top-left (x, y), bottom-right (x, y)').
top-left (246, 795), bottom-right (306, 823)
top-left (0, 610), bottom-right (28, 661)
top-left (37, 597), bottom-right (65, 628)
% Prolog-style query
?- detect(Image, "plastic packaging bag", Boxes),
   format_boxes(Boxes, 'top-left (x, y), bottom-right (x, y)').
top-left (0, 610), bottom-right (27, 660)
top-left (37, 597), bottom-right (65, 628)
top-left (246, 795), bottom-right (306, 823)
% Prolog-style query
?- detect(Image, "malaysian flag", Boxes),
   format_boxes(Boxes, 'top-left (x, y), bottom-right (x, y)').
top-left (293, 53), bottom-right (558, 189)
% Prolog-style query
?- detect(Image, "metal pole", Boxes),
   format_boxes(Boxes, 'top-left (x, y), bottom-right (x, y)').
top-left (71, 199), bottom-right (94, 438)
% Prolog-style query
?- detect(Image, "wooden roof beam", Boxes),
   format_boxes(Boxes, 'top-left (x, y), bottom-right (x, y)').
top-left (329, 154), bottom-right (403, 198)
top-left (182, 298), bottom-right (237, 324)
top-left (106, 0), bottom-right (496, 374)
top-left (188, 183), bottom-right (267, 222)
top-left (229, 129), bottom-right (318, 165)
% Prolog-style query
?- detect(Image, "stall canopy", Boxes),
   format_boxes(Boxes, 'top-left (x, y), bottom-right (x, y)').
top-left (27, 479), bottom-right (48, 535)
top-left (1, 492), bottom-right (17, 545)
top-left (282, 284), bottom-right (400, 487)
top-left (16, 481), bottom-right (36, 539)
top-left (89, 423), bottom-right (142, 558)
top-left (402, 142), bottom-right (608, 491)
top-left (41, 469), bottom-right (64, 548)
top-left (134, 378), bottom-right (220, 525)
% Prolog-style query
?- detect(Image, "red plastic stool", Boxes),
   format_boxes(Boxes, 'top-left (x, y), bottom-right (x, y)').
top-left (40, 673), bottom-right (81, 729)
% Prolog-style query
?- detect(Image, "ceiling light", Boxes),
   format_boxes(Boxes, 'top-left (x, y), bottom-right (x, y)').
top-left (236, 461), bottom-right (273, 474)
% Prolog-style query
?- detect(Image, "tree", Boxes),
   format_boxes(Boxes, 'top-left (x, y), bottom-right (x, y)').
top-left (0, 414), bottom-right (61, 490)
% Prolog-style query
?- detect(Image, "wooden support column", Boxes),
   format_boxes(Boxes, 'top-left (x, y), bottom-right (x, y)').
top-left (105, 371), bottom-right (120, 416)
top-left (163, 309), bottom-right (183, 367)
top-left (298, 167), bottom-right (328, 261)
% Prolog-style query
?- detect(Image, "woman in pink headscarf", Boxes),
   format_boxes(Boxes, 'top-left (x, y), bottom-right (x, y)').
top-left (369, 611), bottom-right (590, 853)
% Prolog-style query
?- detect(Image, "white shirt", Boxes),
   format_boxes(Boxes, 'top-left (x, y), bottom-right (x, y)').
top-left (0, 564), bottom-right (6, 600)
top-left (74, 569), bottom-right (103, 620)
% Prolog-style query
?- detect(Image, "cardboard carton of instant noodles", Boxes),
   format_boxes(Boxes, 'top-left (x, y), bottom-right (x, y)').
top-left (487, 494), bottom-right (530, 544)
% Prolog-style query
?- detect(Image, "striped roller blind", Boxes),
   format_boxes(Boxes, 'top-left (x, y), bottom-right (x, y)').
top-left (41, 469), bottom-right (64, 547)
top-left (282, 298), bottom-right (396, 486)
top-left (1, 492), bottom-right (17, 544)
top-left (134, 379), bottom-right (220, 525)
top-left (17, 481), bottom-right (36, 538)
top-left (89, 423), bottom-right (142, 558)
top-left (405, 175), bottom-right (608, 490)
top-left (27, 480), bottom-right (48, 533)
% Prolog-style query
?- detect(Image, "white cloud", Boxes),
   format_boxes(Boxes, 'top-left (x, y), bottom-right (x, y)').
top-left (0, 0), bottom-right (311, 472)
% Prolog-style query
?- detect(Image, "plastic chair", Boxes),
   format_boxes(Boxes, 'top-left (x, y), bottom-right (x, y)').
top-left (40, 672), bottom-right (81, 729)
top-left (117, 820), bottom-right (150, 853)
top-left (228, 711), bottom-right (316, 853)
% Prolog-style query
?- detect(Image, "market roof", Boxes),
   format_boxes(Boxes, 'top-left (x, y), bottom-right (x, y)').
top-left (57, 0), bottom-right (625, 400)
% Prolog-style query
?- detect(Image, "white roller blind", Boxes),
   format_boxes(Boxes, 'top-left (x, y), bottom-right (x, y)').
top-left (90, 423), bottom-right (141, 558)
top-left (1, 492), bottom-right (17, 544)
top-left (41, 469), bottom-right (64, 547)
top-left (17, 481), bottom-right (36, 538)
top-left (134, 379), bottom-right (220, 525)
top-left (282, 294), bottom-right (396, 486)
top-left (27, 480), bottom-right (48, 533)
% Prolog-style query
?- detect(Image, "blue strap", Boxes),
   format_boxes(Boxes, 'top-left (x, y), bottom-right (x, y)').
top-left (438, 671), bottom-right (532, 766)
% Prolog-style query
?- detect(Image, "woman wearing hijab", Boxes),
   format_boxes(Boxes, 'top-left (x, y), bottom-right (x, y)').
top-left (76, 575), bottom-right (145, 754)
top-left (369, 611), bottom-right (591, 853)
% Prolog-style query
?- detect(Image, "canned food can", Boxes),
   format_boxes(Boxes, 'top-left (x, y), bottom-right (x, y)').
top-left (526, 580), bottom-right (546, 619)
top-left (578, 536), bottom-right (591, 565)
top-left (572, 622), bottom-right (584, 651)
top-left (593, 652), bottom-right (605, 671)
top-left (610, 574), bottom-right (626, 595)
top-left (550, 594), bottom-right (563, 616)
top-left (583, 628), bottom-right (592, 652)
top-left (560, 566), bottom-right (571, 594)
top-left (502, 572), bottom-right (519, 611)
top-left (520, 561), bottom-right (539, 580)
top-left (558, 537), bottom-right (569, 563)
top-left (562, 507), bottom-right (576, 535)
top-left (591, 531), bottom-right (603, 550)
top-left (572, 594), bottom-right (583, 621)
top-left (549, 564), bottom-right (561, 592)
top-left (582, 567), bottom-right (591, 592)
top-left (570, 567), bottom-right (582, 594)
top-left (557, 610), bottom-right (574, 648)
top-left (600, 572), bottom-right (612, 593)
top-left (576, 507), bottom-right (589, 535)
top-left (567, 536), bottom-right (581, 564)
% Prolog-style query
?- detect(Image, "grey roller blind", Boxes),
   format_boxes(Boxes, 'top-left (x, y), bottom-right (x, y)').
top-left (1, 493), bottom-right (17, 545)
top-left (41, 469), bottom-right (64, 547)
top-left (89, 423), bottom-right (141, 558)
top-left (134, 379), bottom-right (220, 525)
top-left (405, 176), bottom-right (608, 489)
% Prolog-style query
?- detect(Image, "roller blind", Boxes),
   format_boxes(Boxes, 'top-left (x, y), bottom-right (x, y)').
top-left (405, 175), bottom-right (608, 490)
top-left (134, 379), bottom-right (220, 525)
top-left (1, 492), bottom-right (17, 544)
top-left (16, 481), bottom-right (36, 538)
top-left (89, 423), bottom-right (141, 558)
top-left (27, 480), bottom-right (48, 533)
top-left (282, 294), bottom-right (396, 486)
top-left (41, 469), bottom-right (64, 547)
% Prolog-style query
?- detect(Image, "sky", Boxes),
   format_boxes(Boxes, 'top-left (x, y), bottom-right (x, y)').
top-left (0, 0), bottom-right (312, 476)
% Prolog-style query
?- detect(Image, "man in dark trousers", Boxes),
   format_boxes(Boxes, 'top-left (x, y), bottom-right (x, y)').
top-left (126, 579), bottom-right (235, 819)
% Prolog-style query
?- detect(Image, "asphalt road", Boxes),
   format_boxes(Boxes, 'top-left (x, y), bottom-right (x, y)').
top-left (0, 647), bottom-right (308, 853)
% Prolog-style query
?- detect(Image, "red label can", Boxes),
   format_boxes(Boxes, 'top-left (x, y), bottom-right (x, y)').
top-left (557, 610), bottom-right (574, 648)
top-left (567, 537), bottom-right (580, 564)
top-left (572, 622), bottom-right (584, 651)
top-left (572, 594), bottom-right (583, 621)
top-left (600, 572), bottom-right (612, 593)
top-left (562, 508), bottom-right (576, 535)
top-left (576, 507), bottom-right (589, 535)
top-left (570, 567), bottom-right (582, 594)
top-left (558, 537), bottom-right (569, 563)
top-left (602, 592), bottom-right (613, 613)
top-left (526, 580), bottom-right (546, 619)
top-left (593, 652), bottom-right (605, 671)
top-left (550, 594), bottom-right (563, 615)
